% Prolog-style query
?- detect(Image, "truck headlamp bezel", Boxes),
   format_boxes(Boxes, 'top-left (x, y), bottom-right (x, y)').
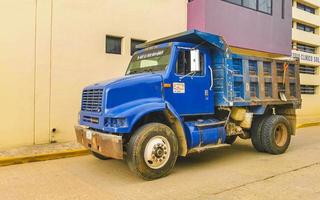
top-left (104, 117), bottom-right (128, 128)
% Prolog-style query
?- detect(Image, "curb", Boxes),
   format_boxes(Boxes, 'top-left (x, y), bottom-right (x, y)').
top-left (297, 122), bottom-right (320, 129)
top-left (0, 149), bottom-right (90, 167)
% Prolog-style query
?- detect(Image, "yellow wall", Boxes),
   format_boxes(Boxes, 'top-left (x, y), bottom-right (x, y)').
top-left (292, 0), bottom-right (320, 126)
top-left (0, 0), bottom-right (36, 148)
top-left (0, 0), bottom-right (187, 148)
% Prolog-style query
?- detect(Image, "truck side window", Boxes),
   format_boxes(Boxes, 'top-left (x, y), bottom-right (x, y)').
top-left (176, 49), bottom-right (204, 76)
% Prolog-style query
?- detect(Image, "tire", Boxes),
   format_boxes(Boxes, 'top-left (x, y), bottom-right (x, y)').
top-left (250, 116), bottom-right (267, 152)
top-left (126, 123), bottom-right (178, 180)
top-left (225, 135), bottom-right (237, 145)
top-left (91, 151), bottom-right (110, 160)
top-left (261, 115), bottom-right (292, 155)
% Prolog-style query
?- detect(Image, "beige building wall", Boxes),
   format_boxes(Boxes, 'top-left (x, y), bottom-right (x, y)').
top-left (292, 0), bottom-right (320, 126)
top-left (0, 0), bottom-right (36, 148)
top-left (0, 0), bottom-right (187, 148)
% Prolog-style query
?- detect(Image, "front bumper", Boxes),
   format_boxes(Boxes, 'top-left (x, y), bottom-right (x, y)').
top-left (74, 125), bottom-right (123, 159)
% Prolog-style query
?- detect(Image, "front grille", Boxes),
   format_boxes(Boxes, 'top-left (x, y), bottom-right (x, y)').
top-left (81, 89), bottom-right (103, 112)
top-left (83, 116), bottom-right (99, 124)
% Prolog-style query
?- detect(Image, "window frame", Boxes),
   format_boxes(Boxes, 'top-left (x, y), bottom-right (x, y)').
top-left (174, 48), bottom-right (206, 78)
top-left (301, 85), bottom-right (317, 95)
top-left (105, 35), bottom-right (122, 55)
top-left (296, 43), bottom-right (316, 54)
top-left (296, 22), bottom-right (315, 34)
top-left (222, 0), bottom-right (273, 15)
top-left (297, 2), bottom-right (316, 14)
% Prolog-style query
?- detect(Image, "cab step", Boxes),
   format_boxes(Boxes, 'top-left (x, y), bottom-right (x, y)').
top-left (188, 143), bottom-right (231, 154)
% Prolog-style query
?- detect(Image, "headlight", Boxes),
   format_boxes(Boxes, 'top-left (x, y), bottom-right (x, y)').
top-left (104, 118), bottom-right (128, 128)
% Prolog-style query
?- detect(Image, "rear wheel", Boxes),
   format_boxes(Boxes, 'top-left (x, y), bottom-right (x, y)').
top-left (250, 116), bottom-right (267, 152)
top-left (91, 151), bottom-right (110, 160)
top-left (126, 123), bottom-right (178, 180)
top-left (261, 115), bottom-right (292, 155)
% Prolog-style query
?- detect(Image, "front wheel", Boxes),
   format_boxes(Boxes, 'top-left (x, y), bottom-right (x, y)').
top-left (126, 123), bottom-right (178, 180)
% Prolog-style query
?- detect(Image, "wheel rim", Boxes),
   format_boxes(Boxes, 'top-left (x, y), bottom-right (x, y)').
top-left (144, 136), bottom-right (171, 169)
top-left (274, 123), bottom-right (288, 147)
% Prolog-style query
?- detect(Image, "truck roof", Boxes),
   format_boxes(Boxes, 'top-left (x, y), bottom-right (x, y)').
top-left (137, 29), bottom-right (228, 51)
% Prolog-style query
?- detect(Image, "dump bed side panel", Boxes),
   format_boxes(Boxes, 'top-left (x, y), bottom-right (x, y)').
top-left (213, 53), bottom-right (301, 108)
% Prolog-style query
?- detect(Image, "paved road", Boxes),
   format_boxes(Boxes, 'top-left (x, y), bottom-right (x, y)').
top-left (1, 126), bottom-right (320, 200)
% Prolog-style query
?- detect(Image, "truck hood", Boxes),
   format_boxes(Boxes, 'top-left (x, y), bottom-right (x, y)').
top-left (85, 73), bottom-right (164, 111)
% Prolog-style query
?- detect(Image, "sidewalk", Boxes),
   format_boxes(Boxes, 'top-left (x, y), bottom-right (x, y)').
top-left (0, 142), bottom-right (89, 167)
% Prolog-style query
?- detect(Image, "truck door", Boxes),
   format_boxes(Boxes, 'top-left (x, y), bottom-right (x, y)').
top-left (164, 48), bottom-right (214, 115)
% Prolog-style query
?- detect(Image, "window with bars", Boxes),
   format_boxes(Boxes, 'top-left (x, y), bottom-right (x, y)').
top-left (297, 2), bottom-right (316, 14)
top-left (223, 0), bottom-right (272, 15)
top-left (296, 43), bottom-right (316, 54)
top-left (297, 23), bottom-right (315, 34)
top-left (301, 85), bottom-right (317, 95)
top-left (299, 65), bottom-right (317, 75)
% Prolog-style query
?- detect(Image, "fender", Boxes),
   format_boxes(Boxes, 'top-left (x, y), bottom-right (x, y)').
top-left (105, 98), bottom-right (165, 133)
top-left (164, 102), bottom-right (189, 156)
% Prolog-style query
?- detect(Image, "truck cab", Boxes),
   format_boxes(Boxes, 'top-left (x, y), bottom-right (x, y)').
top-left (75, 30), bottom-right (301, 180)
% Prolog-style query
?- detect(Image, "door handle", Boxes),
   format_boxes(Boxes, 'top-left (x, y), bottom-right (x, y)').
top-left (208, 65), bottom-right (213, 91)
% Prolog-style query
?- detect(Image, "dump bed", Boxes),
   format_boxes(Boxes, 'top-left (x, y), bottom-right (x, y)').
top-left (213, 54), bottom-right (302, 108)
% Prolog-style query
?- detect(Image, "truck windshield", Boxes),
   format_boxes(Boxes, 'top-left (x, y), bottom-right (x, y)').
top-left (126, 47), bottom-right (171, 75)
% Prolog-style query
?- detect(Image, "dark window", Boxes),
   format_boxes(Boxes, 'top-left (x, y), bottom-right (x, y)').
top-left (130, 39), bottom-right (146, 55)
top-left (297, 2), bottom-right (315, 14)
top-left (223, 0), bottom-right (272, 15)
top-left (301, 85), bottom-right (317, 95)
top-left (299, 65), bottom-right (317, 75)
top-left (106, 35), bottom-right (122, 54)
top-left (176, 49), bottom-right (204, 76)
top-left (297, 23), bottom-right (315, 33)
top-left (297, 43), bottom-right (316, 54)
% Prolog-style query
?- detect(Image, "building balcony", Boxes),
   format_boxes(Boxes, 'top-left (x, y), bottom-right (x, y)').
top-left (292, 29), bottom-right (320, 47)
top-left (293, 7), bottom-right (320, 27)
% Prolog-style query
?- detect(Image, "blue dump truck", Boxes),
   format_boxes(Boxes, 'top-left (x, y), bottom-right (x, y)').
top-left (75, 30), bottom-right (301, 180)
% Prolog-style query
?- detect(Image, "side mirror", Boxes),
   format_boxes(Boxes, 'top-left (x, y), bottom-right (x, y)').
top-left (190, 49), bottom-right (200, 72)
